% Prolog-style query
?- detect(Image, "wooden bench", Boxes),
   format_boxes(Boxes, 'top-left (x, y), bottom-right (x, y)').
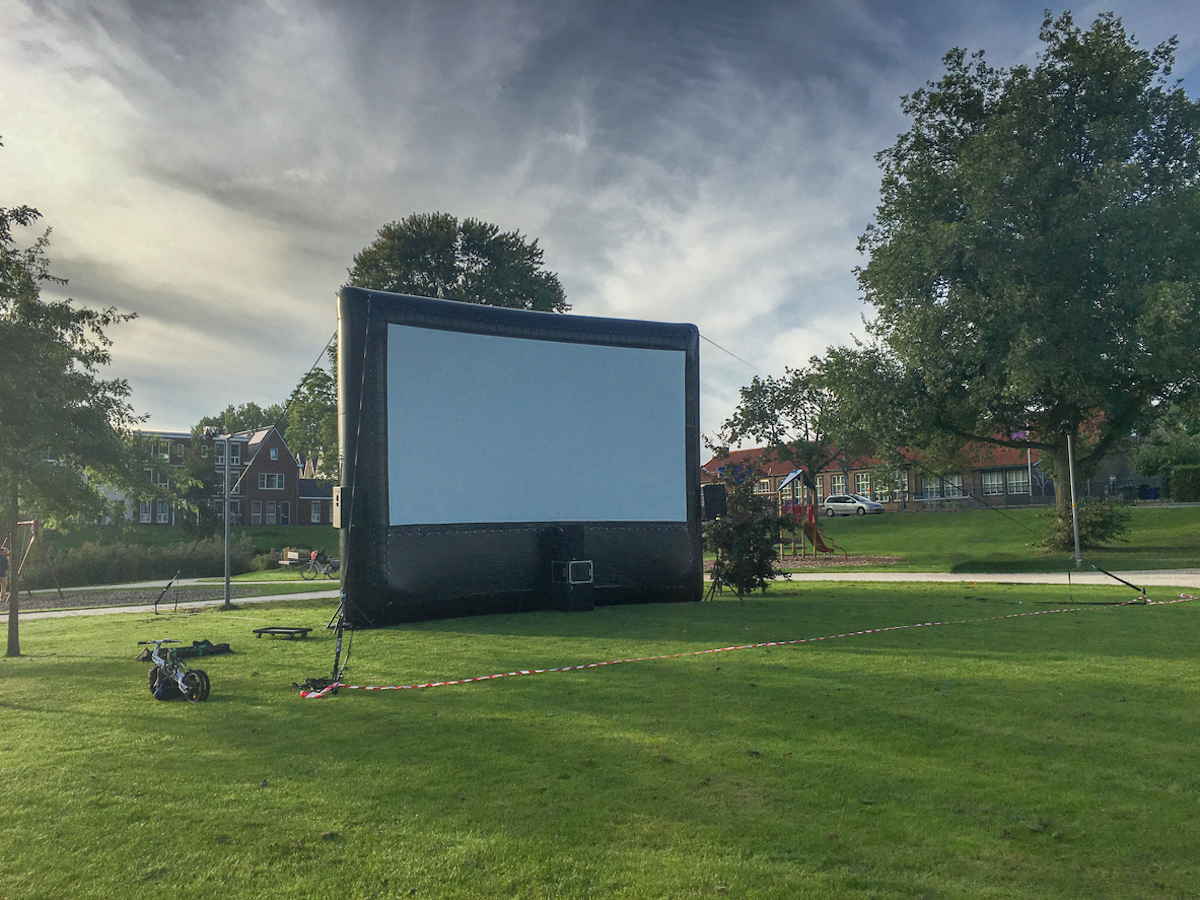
top-left (252, 627), bottom-right (313, 639)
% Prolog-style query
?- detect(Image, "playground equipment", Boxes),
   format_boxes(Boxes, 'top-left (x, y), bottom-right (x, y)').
top-left (0, 520), bottom-right (64, 607)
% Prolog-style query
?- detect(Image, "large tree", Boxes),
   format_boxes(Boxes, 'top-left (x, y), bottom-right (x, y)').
top-left (1, 160), bottom-right (141, 655)
top-left (283, 348), bottom-right (338, 481)
top-left (348, 212), bottom-right (569, 312)
top-left (719, 364), bottom-right (876, 488)
top-left (840, 12), bottom-right (1200, 526)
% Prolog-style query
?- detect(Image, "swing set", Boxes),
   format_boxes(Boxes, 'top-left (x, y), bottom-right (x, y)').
top-left (1, 520), bottom-right (65, 608)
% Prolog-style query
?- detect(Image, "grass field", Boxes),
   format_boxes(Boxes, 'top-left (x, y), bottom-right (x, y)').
top-left (788, 504), bottom-right (1200, 573)
top-left (3, 580), bottom-right (1199, 898)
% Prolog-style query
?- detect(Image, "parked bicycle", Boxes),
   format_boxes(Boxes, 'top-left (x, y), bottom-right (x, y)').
top-left (301, 553), bottom-right (341, 580)
top-left (139, 638), bottom-right (210, 702)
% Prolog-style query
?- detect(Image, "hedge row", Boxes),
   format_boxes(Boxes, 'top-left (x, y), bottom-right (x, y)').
top-left (16, 537), bottom-right (255, 590)
top-left (1173, 465), bottom-right (1200, 502)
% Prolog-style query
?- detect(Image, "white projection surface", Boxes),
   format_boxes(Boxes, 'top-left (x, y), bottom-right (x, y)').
top-left (387, 323), bottom-right (687, 526)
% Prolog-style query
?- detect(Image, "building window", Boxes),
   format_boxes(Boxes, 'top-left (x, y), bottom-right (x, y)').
top-left (140, 500), bottom-right (152, 524)
top-left (266, 501), bottom-right (277, 525)
top-left (157, 470), bottom-right (170, 488)
top-left (982, 471), bottom-right (1004, 495)
top-left (157, 500), bottom-right (171, 524)
top-left (280, 502), bottom-right (290, 525)
top-left (854, 473), bottom-right (871, 496)
top-left (830, 473), bottom-right (846, 495)
top-left (311, 500), bottom-right (321, 523)
top-left (251, 500), bottom-right (262, 525)
top-left (229, 443), bottom-right (241, 465)
top-left (944, 474), bottom-right (964, 498)
top-left (920, 476), bottom-right (940, 499)
top-left (1006, 468), bottom-right (1030, 495)
top-left (201, 445), bottom-right (209, 459)
top-left (270, 447), bottom-right (278, 460)
top-left (754, 478), bottom-right (770, 494)
top-left (214, 445), bottom-right (224, 466)
top-left (258, 473), bottom-right (285, 490)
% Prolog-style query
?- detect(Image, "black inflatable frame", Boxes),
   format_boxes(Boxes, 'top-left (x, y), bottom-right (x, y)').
top-left (337, 287), bottom-right (702, 626)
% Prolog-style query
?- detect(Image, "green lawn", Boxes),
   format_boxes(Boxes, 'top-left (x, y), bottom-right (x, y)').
top-left (789, 504), bottom-right (1200, 573)
top-left (3, 581), bottom-right (1199, 898)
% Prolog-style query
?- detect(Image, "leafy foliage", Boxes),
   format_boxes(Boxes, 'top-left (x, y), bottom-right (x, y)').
top-left (1040, 497), bottom-right (1133, 551)
top-left (1, 144), bottom-right (143, 653)
top-left (831, 13), bottom-right (1200, 527)
top-left (348, 212), bottom-right (569, 312)
top-left (283, 348), bottom-right (337, 480)
top-left (703, 464), bottom-right (783, 596)
top-left (719, 365), bottom-right (873, 484)
top-left (196, 401), bottom-right (286, 436)
top-left (1171, 465), bottom-right (1200, 502)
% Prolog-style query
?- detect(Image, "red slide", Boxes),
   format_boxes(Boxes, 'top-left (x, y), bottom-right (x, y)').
top-left (801, 521), bottom-right (848, 560)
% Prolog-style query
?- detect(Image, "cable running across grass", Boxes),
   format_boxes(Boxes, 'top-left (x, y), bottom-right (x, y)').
top-left (298, 593), bottom-right (1197, 698)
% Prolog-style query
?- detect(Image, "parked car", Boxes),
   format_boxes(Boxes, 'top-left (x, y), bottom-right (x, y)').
top-left (823, 494), bottom-right (884, 516)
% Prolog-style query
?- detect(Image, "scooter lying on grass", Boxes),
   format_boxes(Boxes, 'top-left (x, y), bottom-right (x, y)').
top-left (138, 639), bottom-right (211, 702)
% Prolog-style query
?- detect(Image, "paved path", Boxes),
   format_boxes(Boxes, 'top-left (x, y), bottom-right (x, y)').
top-left (775, 569), bottom-right (1200, 588)
top-left (2, 587), bottom-right (340, 621)
top-left (5, 568), bottom-right (1197, 623)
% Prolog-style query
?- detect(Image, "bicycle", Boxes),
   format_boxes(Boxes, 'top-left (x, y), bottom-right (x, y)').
top-left (138, 639), bottom-right (211, 702)
top-left (300, 555), bottom-right (340, 580)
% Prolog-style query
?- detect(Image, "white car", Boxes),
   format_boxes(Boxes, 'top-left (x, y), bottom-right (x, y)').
top-left (823, 494), bottom-right (884, 516)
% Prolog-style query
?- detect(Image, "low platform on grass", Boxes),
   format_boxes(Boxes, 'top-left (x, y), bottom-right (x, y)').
top-left (253, 627), bottom-right (313, 639)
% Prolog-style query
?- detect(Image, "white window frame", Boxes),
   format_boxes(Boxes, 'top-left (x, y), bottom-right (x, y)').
top-left (982, 471), bottom-right (1004, 495)
top-left (229, 443), bottom-right (241, 466)
top-left (754, 478), bottom-right (771, 494)
top-left (258, 473), bottom-right (285, 490)
top-left (266, 501), bottom-right (277, 525)
top-left (854, 472), bottom-right (871, 496)
top-left (140, 500), bottom-right (152, 524)
top-left (251, 500), bottom-right (262, 525)
top-left (157, 500), bottom-right (171, 524)
top-left (944, 474), bottom-right (964, 498)
top-left (830, 474), bottom-right (846, 495)
top-left (270, 447), bottom-right (278, 460)
top-left (1006, 468), bottom-right (1030, 495)
top-left (311, 500), bottom-right (322, 524)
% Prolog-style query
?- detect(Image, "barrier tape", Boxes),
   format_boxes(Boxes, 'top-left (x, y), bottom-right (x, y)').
top-left (299, 593), bottom-right (1198, 699)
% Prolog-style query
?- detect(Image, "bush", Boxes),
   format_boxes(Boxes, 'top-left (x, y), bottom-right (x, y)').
top-left (703, 464), bottom-right (784, 596)
top-left (1171, 465), bottom-right (1200, 502)
top-left (251, 550), bottom-right (281, 571)
top-left (1040, 497), bottom-right (1132, 551)
top-left (18, 537), bottom-right (255, 589)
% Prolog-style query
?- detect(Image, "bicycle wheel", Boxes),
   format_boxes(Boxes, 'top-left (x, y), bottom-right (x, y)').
top-left (194, 669), bottom-right (211, 701)
top-left (301, 563), bottom-right (317, 580)
top-left (181, 671), bottom-right (206, 702)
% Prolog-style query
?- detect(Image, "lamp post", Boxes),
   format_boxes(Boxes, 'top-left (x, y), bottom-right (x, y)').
top-left (204, 427), bottom-right (233, 609)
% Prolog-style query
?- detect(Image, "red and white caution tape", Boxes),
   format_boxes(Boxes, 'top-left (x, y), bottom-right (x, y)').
top-left (299, 593), bottom-right (1198, 698)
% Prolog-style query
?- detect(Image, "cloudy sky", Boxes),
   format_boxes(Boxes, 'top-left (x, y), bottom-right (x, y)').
top-left (3, 1), bottom-right (1198, 445)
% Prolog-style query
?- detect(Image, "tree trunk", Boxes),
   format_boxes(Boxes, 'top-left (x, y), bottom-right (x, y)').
top-left (4, 481), bottom-right (19, 657)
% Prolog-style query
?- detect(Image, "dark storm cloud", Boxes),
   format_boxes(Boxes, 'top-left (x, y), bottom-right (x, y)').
top-left (3, 0), bottom-right (1198, 432)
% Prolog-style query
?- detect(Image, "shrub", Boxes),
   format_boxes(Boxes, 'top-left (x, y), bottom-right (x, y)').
top-left (1171, 465), bottom-right (1200, 502)
top-left (703, 464), bottom-right (784, 596)
top-left (18, 537), bottom-right (254, 589)
top-left (1040, 497), bottom-right (1132, 551)
top-left (251, 550), bottom-right (281, 571)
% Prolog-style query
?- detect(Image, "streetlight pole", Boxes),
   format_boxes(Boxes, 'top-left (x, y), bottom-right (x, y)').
top-left (1066, 431), bottom-right (1082, 569)
top-left (223, 434), bottom-right (232, 609)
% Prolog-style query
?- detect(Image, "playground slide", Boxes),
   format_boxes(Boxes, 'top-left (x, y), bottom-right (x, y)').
top-left (801, 521), bottom-right (849, 560)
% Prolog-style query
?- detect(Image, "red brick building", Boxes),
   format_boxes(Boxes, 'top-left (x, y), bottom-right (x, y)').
top-left (130, 426), bottom-right (335, 526)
